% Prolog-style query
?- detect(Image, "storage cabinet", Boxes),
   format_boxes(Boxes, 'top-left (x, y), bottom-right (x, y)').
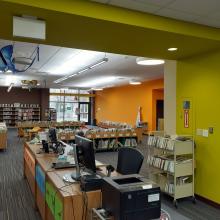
top-left (24, 147), bottom-right (35, 196)
top-left (46, 181), bottom-right (63, 220)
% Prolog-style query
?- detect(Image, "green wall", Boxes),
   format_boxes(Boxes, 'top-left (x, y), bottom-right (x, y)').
top-left (177, 50), bottom-right (220, 204)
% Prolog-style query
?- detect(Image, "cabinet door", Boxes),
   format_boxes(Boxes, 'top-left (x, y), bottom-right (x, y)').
top-left (46, 181), bottom-right (56, 215)
top-left (54, 195), bottom-right (63, 220)
top-left (36, 165), bottom-right (45, 195)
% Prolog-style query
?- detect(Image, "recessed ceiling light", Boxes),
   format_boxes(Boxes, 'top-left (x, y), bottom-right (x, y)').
top-left (92, 88), bottom-right (103, 91)
top-left (129, 80), bottom-right (141, 85)
top-left (136, 57), bottom-right (164, 65)
top-left (168, 47), bottom-right (178, 51)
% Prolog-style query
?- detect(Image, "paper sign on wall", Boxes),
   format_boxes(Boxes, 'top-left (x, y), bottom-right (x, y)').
top-left (184, 110), bottom-right (189, 128)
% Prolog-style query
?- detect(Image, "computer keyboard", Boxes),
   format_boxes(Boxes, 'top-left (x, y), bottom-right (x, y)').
top-left (53, 162), bottom-right (76, 169)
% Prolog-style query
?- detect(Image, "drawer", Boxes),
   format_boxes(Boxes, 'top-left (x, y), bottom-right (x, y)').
top-left (36, 165), bottom-right (45, 195)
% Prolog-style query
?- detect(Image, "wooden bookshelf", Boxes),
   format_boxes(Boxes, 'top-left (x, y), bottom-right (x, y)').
top-left (0, 104), bottom-right (40, 127)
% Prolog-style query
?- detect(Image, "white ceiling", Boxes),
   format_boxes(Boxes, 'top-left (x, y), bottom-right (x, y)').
top-left (91, 0), bottom-right (220, 28)
top-left (0, 39), bottom-right (164, 89)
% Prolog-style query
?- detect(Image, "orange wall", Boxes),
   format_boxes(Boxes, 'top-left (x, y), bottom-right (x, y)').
top-left (95, 79), bottom-right (164, 130)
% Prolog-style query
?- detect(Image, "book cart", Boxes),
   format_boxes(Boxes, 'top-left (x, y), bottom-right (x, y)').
top-left (147, 135), bottom-right (195, 207)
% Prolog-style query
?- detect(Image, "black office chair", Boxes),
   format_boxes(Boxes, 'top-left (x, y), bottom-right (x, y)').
top-left (116, 147), bottom-right (144, 175)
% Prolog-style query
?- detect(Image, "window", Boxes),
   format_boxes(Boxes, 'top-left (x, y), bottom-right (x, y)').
top-left (49, 89), bottom-right (92, 123)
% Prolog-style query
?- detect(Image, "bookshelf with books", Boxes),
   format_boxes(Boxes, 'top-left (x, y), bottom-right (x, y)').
top-left (0, 104), bottom-right (40, 127)
top-left (147, 135), bottom-right (195, 207)
top-left (45, 108), bottom-right (57, 121)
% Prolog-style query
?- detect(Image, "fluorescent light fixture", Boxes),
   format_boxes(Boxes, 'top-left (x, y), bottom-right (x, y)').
top-left (129, 80), bottom-right (141, 85)
top-left (53, 57), bottom-right (109, 84)
top-left (77, 76), bottom-right (117, 88)
top-left (7, 83), bottom-right (14, 92)
top-left (49, 50), bottom-right (103, 75)
top-left (168, 47), bottom-right (178, 51)
top-left (13, 16), bottom-right (46, 40)
top-left (136, 57), bottom-right (164, 65)
top-left (90, 58), bottom-right (108, 69)
top-left (78, 68), bottom-right (89, 74)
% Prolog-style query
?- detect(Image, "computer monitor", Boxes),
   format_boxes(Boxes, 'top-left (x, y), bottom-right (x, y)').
top-left (75, 135), bottom-right (96, 173)
top-left (48, 128), bottom-right (57, 143)
top-left (71, 135), bottom-right (96, 180)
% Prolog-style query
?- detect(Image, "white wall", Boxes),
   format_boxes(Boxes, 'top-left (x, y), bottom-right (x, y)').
top-left (164, 60), bottom-right (177, 135)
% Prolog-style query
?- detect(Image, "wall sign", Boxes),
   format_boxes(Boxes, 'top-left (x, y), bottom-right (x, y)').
top-left (184, 110), bottom-right (189, 128)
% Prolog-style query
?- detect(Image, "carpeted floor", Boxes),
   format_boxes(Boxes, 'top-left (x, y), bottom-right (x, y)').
top-left (0, 129), bottom-right (220, 220)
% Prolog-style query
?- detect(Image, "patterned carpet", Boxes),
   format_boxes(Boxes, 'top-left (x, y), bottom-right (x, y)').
top-left (0, 129), bottom-right (220, 220)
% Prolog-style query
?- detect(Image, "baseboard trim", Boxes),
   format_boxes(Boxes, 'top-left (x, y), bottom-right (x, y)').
top-left (196, 194), bottom-right (220, 209)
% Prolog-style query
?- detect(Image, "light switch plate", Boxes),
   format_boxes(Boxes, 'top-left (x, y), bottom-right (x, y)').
top-left (203, 129), bottom-right (209, 137)
top-left (196, 129), bottom-right (203, 136)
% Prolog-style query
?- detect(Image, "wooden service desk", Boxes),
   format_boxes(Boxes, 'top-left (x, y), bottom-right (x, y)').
top-left (45, 167), bottom-right (119, 220)
top-left (23, 142), bottom-right (57, 197)
top-left (24, 141), bottom-right (118, 220)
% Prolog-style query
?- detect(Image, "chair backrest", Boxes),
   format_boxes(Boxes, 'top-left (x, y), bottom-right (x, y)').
top-left (116, 147), bottom-right (144, 175)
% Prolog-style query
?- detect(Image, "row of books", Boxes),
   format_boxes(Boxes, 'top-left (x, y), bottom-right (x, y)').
top-left (0, 104), bottom-right (40, 108)
top-left (96, 139), bottom-right (117, 149)
top-left (147, 155), bottom-right (174, 173)
top-left (96, 138), bottom-right (137, 149)
top-left (98, 120), bottom-right (132, 129)
top-left (122, 138), bottom-right (137, 147)
top-left (148, 136), bottom-right (175, 151)
top-left (176, 176), bottom-right (191, 185)
top-left (165, 183), bottom-right (174, 195)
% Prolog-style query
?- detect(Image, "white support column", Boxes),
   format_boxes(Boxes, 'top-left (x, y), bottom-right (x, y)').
top-left (164, 60), bottom-right (177, 135)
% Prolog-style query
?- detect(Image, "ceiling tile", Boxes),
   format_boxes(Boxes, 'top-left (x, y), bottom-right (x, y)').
top-left (135, 0), bottom-right (175, 7)
top-left (155, 8), bottom-right (201, 23)
top-left (109, 0), bottom-right (160, 13)
top-left (168, 0), bottom-right (220, 16)
top-left (90, 0), bottom-right (109, 3)
top-left (193, 17), bottom-right (220, 28)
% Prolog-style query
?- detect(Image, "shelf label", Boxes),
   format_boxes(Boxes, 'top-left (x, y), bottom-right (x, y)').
top-left (111, 134), bottom-right (115, 137)
top-left (126, 133), bottom-right (130, 136)
top-left (87, 135), bottom-right (92, 139)
top-left (104, 134), bottom-right (108, 137)
top-left (61, 136), bottom-right (66, 140)
top-left (119, 134), bottom-right (123, 137)
top-left (96, 135), bottom-right (100, 138)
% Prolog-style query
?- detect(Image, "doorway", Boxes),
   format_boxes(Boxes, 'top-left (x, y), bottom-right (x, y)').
top-left (156, 100), bottom-right (164, 130)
